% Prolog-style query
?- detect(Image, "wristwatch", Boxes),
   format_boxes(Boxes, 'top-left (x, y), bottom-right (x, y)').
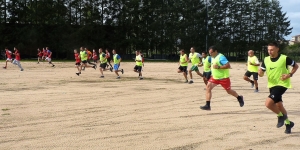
top-left (289, 73), bottom-right (293, 77)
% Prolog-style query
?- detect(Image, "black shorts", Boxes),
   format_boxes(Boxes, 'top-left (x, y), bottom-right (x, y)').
top-left (75, 62), bottom-right (81, 66)
top-left (107, 58), bottom-right (111, 62)
top-left (82, 60), bottom-right (87, 64)
top-left (178, 66), bottom-right (187, 72)
top-left (134, 65), bottom-right (142, 72)
top-left (203, 71), bottom-right (211, 80)
top-left (268, 86), bottom-right (287, 103)
top-left (245, 71), bottom-right (258, 80)
top-left (100, 63), bottom-right (107, 69)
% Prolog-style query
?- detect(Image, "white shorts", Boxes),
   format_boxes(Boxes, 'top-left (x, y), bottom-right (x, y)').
top-left (6, 58), bottom-right (12, 61)
top-left (45, 57), bottom-right (51, 62)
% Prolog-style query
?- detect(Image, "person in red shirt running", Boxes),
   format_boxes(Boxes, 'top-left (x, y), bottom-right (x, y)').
top-left (37, 48), bottom-right (43, 64)
top-left (3, 47), bottom-right (13, 69)
top-left (92, 49), bottom-right (98, 64)
top-left (42, 48), bottom-right (47, 61)
top-left (74, 49), bottom-right (81, 74)
top-left (45, 47), bottom-right (55, 67)
top-left (12, 47), bottom-right (24, 71)
top-left (105, 49), bottom-right (113, 70)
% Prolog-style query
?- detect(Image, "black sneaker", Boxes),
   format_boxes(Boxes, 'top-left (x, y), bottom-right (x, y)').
top-left (100, 76), bottom-right (104, 78)
top-left (92, 65), bottom-right (96, 70)
top-left (237, 96), bottom-right (244, 107)
top-left (109, 67), bottom-right (113, 72)
top-left (139, 77), bottom-right (143, 80)
top-left (285, 121), bottom-right (294, 134)
top-left (116, 76), bottom-right (120, 79)
top-left (200, 105), bottom-right (211, 110)
top-left (20, 69), bottom-right (24, 71)
top-left (121, 69), bottom-right (124, 74)
top-left (277, 114), bottom-right (287, 128)
top-left (76, 73), bottom-right (80, 76)
top-left (52, 65), bottom-right (55, 67)
top-left (189, 80), bottom-right (193, 84)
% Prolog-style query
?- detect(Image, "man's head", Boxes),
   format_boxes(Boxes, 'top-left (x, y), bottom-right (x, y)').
top-left (248, 50), bottom-right (254, 57)
top-left (37, 48), bottom-right (40, 51)
top-left (99, 48), bottom-right (103, 53)
top-left (14, 47), bottom-right (17, 51)
top-left (202, 51), bottom-right (208, 58)
top-left (106, 49), bottom-right (109, 53)
top-left (5, 47), bottom-right (8, 51)
top-left (80, 47), bottom-right (83, 51)
top-left (112, 49), bottom-right (116, 54)
top-left (93, 49), bottom-right (95, 52)
top-left (46, 47), bottom-right (49, 50)
top-left (180, 49), bottom-right (185, 55)
top-left (190, 47), bottom-right (195, 53)
top-left (267, 42), bottom-right (280, 57)
top-left (208, 46), bottom-right (218, 57)
top-left (74, 49), bottom-right (78, 53)
top-left (135, 50), bottom-right (140, 55)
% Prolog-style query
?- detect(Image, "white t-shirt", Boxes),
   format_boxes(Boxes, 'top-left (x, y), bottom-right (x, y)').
top-left (189, 53), bottom-right (202, 59)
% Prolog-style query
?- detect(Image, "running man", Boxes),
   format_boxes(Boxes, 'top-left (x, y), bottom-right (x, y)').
top-left (177, 49), bottom-right (188, 83)
top-left (244, 50), bottom-right (260, 92)
top-left (106, 49), bottom-right (113, 69)
top-left (134, 50), bottom-right (143, 80)
top-left (12, 47), bottom-right (24, 71)
top-left (37, 48), bottom-right (43, 64)
top-left (74, 49), bottom-right (81, 74)
top-left (188, 47), bottom-right (203, 84)
top-left (3, 47), bottom-right (13, 69)
top-left (99, 48), bottom-right (110, 78)
top-left (112, 49), bottom-right (124, 79)
top-left (92, 49), bottom-right (98, 64)
top-left (200, 46), bottom-right (244, 110)
top-left (200, 51), bottom-right (212, 85)
top-left (82, 48), bottom-right (96, 70)
top-left (45, 47), bottom-right (55, 67)
top-left (140, 51), bottom-right (145, 67)
top-left (76, 47), bottom-right (96, 76)
top-left (258, 42), bottom-right (298, 134)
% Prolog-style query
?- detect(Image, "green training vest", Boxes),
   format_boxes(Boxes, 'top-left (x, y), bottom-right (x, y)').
top-left (180, 54), bottom-right (188, 66)
top-left (203, 56), bottom-right (211, 72)
top-left (99, 52), bottom-right (107, 63)
top-left (189, 52), bottom-right (200, 66)
top-left (136, 55), bottom-right (143, 66)
top-left (247, 56), bottom-right (259, 72)
top-left (80, 51), bottom-right (87, 61)
top-left (264, 54), bottom-right (291, 88)
top-left (211, 53), bottom-right (229, 79)
top-left (114, 54), bottom-right (120, 64)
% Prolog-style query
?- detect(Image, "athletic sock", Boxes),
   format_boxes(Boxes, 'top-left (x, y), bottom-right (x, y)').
top-left (278, 112), bottom-right (283, 117)
top-left (206, 101), bottom-right (210, 107)
top-left (285, 118), bottom-right (290, 125)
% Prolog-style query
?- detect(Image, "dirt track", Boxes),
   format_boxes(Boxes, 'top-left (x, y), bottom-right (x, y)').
top-left (1, 61), bottom-right (299, 150)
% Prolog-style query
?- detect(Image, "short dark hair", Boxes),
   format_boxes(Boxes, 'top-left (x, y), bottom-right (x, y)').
top-left (209, 46), bottom-right (217, 52)
top-left (268, 41), bottom-right (279, 48)
top-left (5, 47), bottom-right (8, 49)
top-left (180, 49), bottom-right (185, 53)
top-left (202, 51), bottom-right (207, 54)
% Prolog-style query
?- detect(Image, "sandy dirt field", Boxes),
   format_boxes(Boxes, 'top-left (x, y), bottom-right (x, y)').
top-left (0, 61), bottom-right (299, 150)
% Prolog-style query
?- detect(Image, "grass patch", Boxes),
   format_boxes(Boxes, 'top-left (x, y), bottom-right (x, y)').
top-left (2, 113), bottom-right (10, 116)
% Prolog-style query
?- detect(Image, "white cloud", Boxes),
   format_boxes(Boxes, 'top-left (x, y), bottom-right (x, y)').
top-left (279, 0), bottom-right (300, 39)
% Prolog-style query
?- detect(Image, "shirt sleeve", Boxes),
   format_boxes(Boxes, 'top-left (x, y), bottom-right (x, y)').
top-left (117, 55), bottom-right (121, 59)
top-left (208, 57), bottom-right (211, 63)
top-left (219, 55), bottom-right (229, 65)
top-left (286, 57), bottom-right (295, 67)
top-left (188, 54), bottom-right (192, 59)
top-left (197, 53), bottom-right (202, 58)
top-left (254, 57), bottom-right (259, 64)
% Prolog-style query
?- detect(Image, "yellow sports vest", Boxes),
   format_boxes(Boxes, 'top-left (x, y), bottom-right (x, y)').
top-left (264, 55), bottom-right (291, 88)
top-left (136, 55), bottom-right (143, 66)
top-left (180, 54), bottom-right (188, 66)
top-left (211, 53), bottom-right (229, 79)
top-left (248, 56), bottom-right (259, 72)
top-left (114, 54), bottom-right (120, 64)
top-left (80, 51), bottom-right (87, 61)
top-left (99, 53), bottom-right (107, 63)
top-left (189, 52), bottom-right (200, 66)
top-left (203, 56), bottom-right (211, 72)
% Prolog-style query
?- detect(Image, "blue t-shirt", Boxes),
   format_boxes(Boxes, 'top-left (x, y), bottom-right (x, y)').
top-left (47, 50), bottom-right (51, 53)
top-left (115, 54), bottom-right (121, 60)
top-left (219, 55), bottom-right (228, 65)
top-left (207, 56), bottom-right (212, 63)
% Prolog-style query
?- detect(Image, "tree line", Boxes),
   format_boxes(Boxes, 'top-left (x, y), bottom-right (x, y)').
top-left (0, 0), bottom-right (292, 60)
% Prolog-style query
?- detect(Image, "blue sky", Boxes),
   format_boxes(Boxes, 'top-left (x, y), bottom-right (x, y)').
top-left (279, 0), bottom-right (300, 40)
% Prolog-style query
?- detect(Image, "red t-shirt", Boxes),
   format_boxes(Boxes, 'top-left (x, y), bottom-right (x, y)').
top-left (43, 50), bottom-right (47, 56)
top-left (93, 52), bottom-right (98, 60)
top-left (75, 53), bottom-right (81, 63)
top-left (106, 52), bottom-right (110, 58)
top-left (6, 50), bottom-right (12, 59)
top-left (14, 50), bottom-right (20, 61)
top-left (38, 51), bottom-right (43, 57)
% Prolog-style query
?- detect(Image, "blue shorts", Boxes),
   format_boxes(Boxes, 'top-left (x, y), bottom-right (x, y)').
top-left (114, 64), bottom-right (120, 71)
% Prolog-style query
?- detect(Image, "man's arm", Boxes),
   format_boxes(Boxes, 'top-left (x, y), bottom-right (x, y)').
top-left (258, 61), bottom-right (266, 77)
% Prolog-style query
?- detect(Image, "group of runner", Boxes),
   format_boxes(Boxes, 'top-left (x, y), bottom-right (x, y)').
top-left (3, 42), bottom-right (298, 134)
top-left (177, 43), bottom-right (298, 134)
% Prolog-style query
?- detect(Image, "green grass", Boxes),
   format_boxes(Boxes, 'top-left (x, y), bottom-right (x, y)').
top-left (2, 108), bottom-right (10, 111)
